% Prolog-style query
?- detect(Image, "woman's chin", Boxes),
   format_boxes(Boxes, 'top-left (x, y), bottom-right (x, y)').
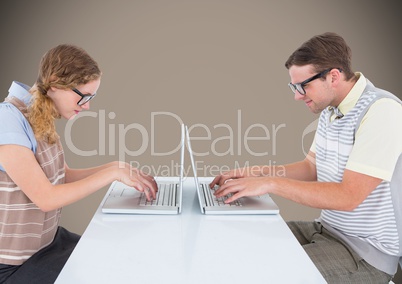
top-left (67, 111), bottom-right (80, 120)
top-left (68, 113), bottom-right (78, 120)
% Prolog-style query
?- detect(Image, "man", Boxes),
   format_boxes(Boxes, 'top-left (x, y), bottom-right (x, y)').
top-left (210, 32), bottom-right (402, 283)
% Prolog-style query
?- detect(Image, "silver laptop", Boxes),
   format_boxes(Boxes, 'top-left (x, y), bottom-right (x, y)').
top-left (101, 124), bottom-right (185, 215)
top-left (185, 126), bottom-right (279, 215)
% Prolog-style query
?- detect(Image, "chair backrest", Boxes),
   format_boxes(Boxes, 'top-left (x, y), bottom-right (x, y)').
top-left (357, 93), bottom-right (402, 273)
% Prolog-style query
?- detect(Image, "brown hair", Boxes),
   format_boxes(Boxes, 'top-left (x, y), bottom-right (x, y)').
top-left (285, 32), bottom-right (356, 81)
top-left (28, 44), bottom-right (101, 143)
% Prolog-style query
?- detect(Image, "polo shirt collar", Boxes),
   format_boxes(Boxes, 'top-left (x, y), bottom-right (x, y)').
top-left (7, 81), bottom-right (33, 106)
top-left (337, 72), bottom-right (367, 116)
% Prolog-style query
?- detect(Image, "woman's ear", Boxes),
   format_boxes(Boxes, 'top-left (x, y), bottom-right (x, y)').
top-left (47, 85), bottom-right (59, 98)
top-left (48, 75), bottom-right (59, 92)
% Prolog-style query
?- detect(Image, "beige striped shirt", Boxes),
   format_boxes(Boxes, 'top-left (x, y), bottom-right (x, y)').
top-left (0, 97), bottom-right (65, 265)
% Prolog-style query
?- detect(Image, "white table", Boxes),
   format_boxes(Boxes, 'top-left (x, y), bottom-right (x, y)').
top-left (56, 177), bottom-right (327, 284)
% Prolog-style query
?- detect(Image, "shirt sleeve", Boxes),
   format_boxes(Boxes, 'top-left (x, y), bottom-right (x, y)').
top-left (346, 98), bottom-right (402, 181)
top-left (0, 103), bottom-right (36, 151)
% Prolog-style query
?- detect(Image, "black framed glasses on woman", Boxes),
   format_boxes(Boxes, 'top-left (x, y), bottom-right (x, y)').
top-left (288, 68), bottom-right (342, 95)
top-left (72, 88), bottom-right (97, 106)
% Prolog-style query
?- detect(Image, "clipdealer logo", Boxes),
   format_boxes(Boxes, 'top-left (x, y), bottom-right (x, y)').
top-left (65, 110), bottom-right (286, 158)
top-left (64, 110), bottom-right (315, 176)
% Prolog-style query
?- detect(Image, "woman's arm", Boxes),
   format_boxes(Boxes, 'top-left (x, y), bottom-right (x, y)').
top-left (0, 145), bottom-right (157, 212)
top-left (64, 161), bottom-right (123, 183)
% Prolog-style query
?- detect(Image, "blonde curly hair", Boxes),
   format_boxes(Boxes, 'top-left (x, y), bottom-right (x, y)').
top-left (28, 44), bottom-right (101, 144)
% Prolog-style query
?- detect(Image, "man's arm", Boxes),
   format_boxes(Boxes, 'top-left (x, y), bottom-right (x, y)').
top-left (261, 151), bottom-right (317, 181)
top-left (210, 151), bottom-right (317, 187)
top-left (215, 168), bottom-right (382, 211)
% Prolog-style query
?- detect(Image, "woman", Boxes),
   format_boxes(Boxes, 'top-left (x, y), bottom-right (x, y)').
top-left (0, 44), bottom-right (157, 283)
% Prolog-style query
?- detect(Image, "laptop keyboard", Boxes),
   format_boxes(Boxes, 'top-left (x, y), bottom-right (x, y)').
top-left (201, 184), bottom-right (243, 207)
top-left (139, 183), bottom-right (177, 206)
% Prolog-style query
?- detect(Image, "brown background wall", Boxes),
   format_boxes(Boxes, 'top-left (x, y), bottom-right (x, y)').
top-left (1, 1), bottom-right (401, 237)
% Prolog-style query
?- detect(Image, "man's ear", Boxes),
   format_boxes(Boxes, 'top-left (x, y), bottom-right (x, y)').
top-left (330, 68), bottom-right (342, 85)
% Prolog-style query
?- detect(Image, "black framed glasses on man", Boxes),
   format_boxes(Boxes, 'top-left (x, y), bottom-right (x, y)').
top-left (72, 88), bottom-right (97, 106)
top-left (288, 68), bottom-right (342, 95)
